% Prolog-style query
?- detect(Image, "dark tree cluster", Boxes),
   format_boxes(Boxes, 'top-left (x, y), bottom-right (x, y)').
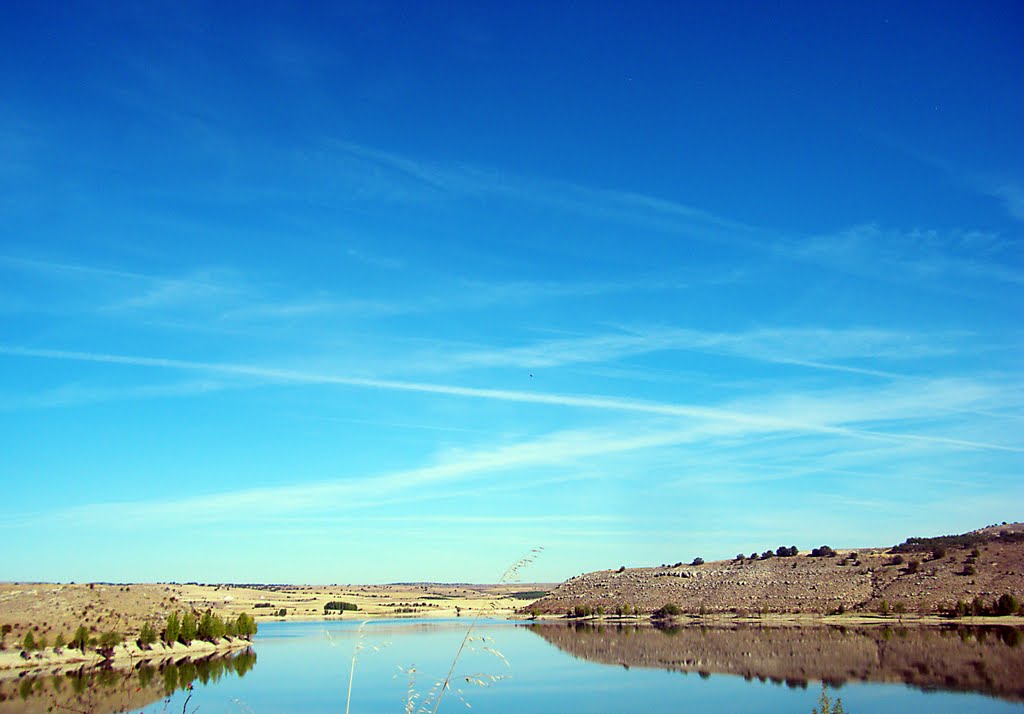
top-left (951, 594), bottom-right (1021, 617)
top-left (161, 610), bottom-right (256, 646)
top-left (887, 528), bottom-right (1024, 554)
top-left (324, 601), bottom-right (360, 613)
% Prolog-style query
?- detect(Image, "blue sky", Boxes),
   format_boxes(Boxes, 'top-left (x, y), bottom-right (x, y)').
top-left (1, 2), bottom-right (1022, 584)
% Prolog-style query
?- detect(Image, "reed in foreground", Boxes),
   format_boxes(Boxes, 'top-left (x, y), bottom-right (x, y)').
top-left (344, 547), bottom-right (543, 713)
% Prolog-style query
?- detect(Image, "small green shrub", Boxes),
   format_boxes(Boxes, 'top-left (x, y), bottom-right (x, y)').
top-left (138, 622), bottom-right (157, 648)
top-left (179, 611), bottom-right (197, 644)
top-left (995, 594), bottom-right (1019, 616)
top-left (163, 611), bottom-right (181, 646)
top-left (71, 624), bottom-right (89, 653)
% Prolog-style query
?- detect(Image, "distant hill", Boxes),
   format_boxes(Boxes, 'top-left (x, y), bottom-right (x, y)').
top-left (524, 523), bottom-right (1024, 617)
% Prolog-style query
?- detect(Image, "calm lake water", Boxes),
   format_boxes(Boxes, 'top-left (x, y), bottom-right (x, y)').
top-left (7, 619), bottom-right (1024, 713)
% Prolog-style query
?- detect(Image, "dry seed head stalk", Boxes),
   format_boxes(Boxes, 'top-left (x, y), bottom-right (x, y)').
top-left (427, 547), bottom-right (542, 714)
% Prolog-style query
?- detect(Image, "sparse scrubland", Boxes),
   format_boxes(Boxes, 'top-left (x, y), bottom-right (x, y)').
top-left (524, 522), bottom-right (1024, 621)
top-left (0, 580), bottom-right (550, 677)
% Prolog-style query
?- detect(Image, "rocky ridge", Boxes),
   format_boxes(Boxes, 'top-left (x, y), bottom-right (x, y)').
top-left (525, 523), bottom-right (1024, 616)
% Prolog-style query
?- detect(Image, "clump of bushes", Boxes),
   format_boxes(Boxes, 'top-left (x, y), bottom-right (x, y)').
top-left (652, 603), bottom-right (682, 619)
top-left (96, 631), bottom-right (122, 659)
top-left (952, 593), bottom-right (1022, 617)
top-left (570, 604), bottom-right (594, 618)
top-left (810, 545), bottom-right (836, 558)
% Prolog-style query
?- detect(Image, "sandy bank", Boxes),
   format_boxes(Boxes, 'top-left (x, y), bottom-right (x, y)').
top-left (0, 636), bottom-right (252, 676)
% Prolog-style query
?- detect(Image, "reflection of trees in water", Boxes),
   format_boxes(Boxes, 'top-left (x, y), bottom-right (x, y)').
top-left (530, 622), bottom-right (1024, 701)
top-left (0, 648), bottom-right (257, 713)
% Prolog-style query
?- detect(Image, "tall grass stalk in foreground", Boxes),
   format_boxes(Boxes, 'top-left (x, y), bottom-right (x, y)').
top-left (812, 683), bottom-right (845, 714)
top-left (344, 624), bottom-right (362, 714)
top-left (428, 547), bottom-right (542, 714)
top-left (336, 621), bottom-right (387, 714)
top-left (344, 547), bottom-right (542, 713)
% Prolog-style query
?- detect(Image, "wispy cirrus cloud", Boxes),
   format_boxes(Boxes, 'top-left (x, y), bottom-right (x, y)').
top-left (0, 255), bottom-right (246, 315)
top-left (789, 224), bottom-right (1024, 288)
top-left (1, 345), bottom-right (1020, 453)
top-left (109, 268), bottom-right (243, 311)
top-left (1, 253), bottom-right (668, 326)
top-left (26, 424), bottom-right (714, 527)
top-left (326, 140), bottom-right (758, 239)
top-left (0, 378), bottom-right (234, 411)
top-left (439, 324), bottom-right (961, 378)
top-left (281, 141), bottom-right (1022, 290)
top-left (988, 182), bottom-right (1024, 222)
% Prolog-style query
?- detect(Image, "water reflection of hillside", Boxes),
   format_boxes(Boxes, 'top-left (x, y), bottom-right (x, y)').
top-left (0, 648), bottom-right (256, 714)
top-left (530, 622), bottom-right (1024, 701)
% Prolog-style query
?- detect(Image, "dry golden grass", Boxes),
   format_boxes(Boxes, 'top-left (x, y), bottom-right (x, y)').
top-left (0, 580), bottom-right (554, 662)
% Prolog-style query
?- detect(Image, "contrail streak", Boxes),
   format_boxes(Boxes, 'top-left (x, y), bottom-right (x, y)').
top-left (1, 345), bottom-right (1020, 453)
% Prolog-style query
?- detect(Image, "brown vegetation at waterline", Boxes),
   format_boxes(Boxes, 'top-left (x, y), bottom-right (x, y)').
top-left (524, 522), bottom-right (1024, 619)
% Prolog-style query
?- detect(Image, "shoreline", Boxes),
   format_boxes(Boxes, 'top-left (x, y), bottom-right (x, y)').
top-left (0, 636), bottom-right (253, 676)
top-left (523, 611), bottom-right (1024, 627)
